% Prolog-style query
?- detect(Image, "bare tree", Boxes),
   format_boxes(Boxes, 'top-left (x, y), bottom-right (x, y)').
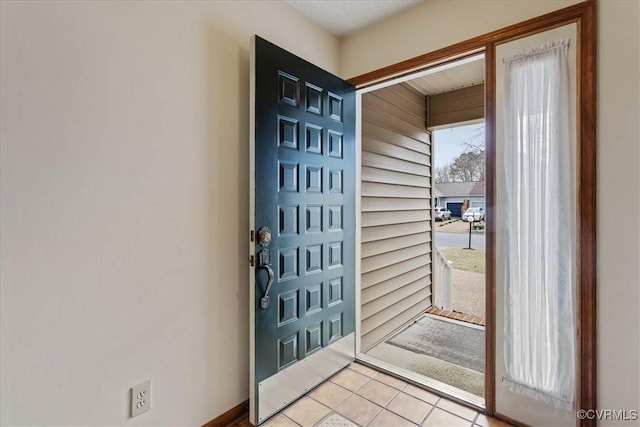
top-left (449, 150), bottom-right (484, 182)
top-left (462, 125), bottom-right (485, 151)
top-left (435, 124), bottom-right (485, 183)
top-left (447, 124), bottom-right (485, 182)
top-left (435, 164), bottom-right (452, 183)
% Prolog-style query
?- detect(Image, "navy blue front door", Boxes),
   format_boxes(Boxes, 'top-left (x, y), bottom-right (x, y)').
top-left (250, 36), bottom-right (355, 424)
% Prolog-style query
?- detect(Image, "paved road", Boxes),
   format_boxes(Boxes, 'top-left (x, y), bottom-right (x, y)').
top-left (435, 231), bottom-right (486, 250)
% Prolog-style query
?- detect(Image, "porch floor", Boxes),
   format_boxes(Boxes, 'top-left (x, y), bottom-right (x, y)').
top-left (365, 314), bottom-right (484, 398)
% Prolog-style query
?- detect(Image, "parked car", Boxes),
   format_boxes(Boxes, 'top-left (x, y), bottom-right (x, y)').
top-left (434, 206), bottom-right (451, 221)
top-left (462, 207), bottom-right (484, 222)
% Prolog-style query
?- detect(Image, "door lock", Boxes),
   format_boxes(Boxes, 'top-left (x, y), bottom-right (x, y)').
top-left (257, 227), bottom-right (272, 246)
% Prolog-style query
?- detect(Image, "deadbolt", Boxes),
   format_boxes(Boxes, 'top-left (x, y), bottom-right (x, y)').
top-left (257, 227), bottom-right (272, 245)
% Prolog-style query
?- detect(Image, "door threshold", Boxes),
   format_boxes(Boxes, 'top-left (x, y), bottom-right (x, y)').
top-left (355, 353), bottom-right (485, 412)
top-left (424, 312), bottom-right (485, 331)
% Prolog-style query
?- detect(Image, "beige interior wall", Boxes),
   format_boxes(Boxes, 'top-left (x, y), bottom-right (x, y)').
top-left (340, 0), bottom-right (583, 79)
top-left (2, 0), bottom-right (639, 425)
top-left (0, 1), bottom-right (339, 425)
top-left (597, 1), bottom-right (640, 419)
top-left (342, 0), bottom-right (640, 420)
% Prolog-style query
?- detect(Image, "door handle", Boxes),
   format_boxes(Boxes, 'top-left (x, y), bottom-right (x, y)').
top-left (259, 264), bottom-right (275, 309)
top-left (255, 228), bottom-right (274, 309)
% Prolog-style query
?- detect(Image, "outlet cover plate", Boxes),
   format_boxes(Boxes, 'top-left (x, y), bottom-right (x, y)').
top-left (131, 380), bottom-right (151, 417)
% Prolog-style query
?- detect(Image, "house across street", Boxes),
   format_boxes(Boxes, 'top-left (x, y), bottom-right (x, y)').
top-left (434, 181), bottom-right (485, 217)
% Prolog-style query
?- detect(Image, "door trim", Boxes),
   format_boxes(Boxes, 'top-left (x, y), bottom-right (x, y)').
top-left (249, 35), bottom-right (257, 425)
top-left (348, 1), bottom-right (597, 424)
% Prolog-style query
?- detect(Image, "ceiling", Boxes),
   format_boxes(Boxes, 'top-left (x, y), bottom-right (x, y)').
top-left (285, 0), bottom-right (483, 95)
top-left (403, 56), bottom-right (485, 96)
top-left (287, 0), bottom-right (423, 36)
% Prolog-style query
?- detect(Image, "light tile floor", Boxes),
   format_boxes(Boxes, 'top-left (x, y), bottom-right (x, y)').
top-left (229, 363), bottom-right (513, 427)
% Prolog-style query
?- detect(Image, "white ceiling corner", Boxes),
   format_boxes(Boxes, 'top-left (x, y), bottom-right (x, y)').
top-left (287, 0), bottom-right (424, 37)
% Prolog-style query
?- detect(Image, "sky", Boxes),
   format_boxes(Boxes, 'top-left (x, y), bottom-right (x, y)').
top-left (433, 123), bottom-right (485, 168)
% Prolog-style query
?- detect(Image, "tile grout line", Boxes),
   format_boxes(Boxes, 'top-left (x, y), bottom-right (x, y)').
top-left (313, 410), bottom-right (342, 427)
top-left (471, 411), bottom-right (481, 425)
top-left (355, 380), bottom-right (402, 408)
top-left (361, 404), bottom-right (384, 427)
top-left (338, 402), bottom-right (383, 427)
top-left (283, 412), bottom-right (302, 427)
top-left (434, 398), bottom-right (479, 424)
top-left (382, 390), bottom-right (431, 426)
top-left (318, 382), bottom-right (355, 409)
top-left (332, 375), bottom-right (384, 427)
top-left (308, 389), bottom-right (356, 427)
top-left (381, 381), bottom-right (443, 426)
top-left (277, 364), bottom-right (487, 427)
top-left (253, 363), bottom-right (510, 427)
top-left (372, 386), bottom-right (404, 426)
top-left (420, 402), bottom-right (437, 426)
top-left (329, 367), bottom-right (374, 427)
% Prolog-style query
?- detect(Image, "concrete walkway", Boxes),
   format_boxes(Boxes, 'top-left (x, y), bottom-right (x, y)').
top-left (435, 219), bottom-right (485, 234)
top-left (452, 268), bottom-right (485, 319)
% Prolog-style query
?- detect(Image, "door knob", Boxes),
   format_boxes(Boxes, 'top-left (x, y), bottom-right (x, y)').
top-left (258, 227), bottom-right (272, 245)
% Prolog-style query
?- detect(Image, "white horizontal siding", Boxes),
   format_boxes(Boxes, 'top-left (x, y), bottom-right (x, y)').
top-left (361, 84), bottom-right (433, 351)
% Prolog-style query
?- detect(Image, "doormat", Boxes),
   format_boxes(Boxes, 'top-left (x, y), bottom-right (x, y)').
top-left (387, 315), bottom-right (484, 373)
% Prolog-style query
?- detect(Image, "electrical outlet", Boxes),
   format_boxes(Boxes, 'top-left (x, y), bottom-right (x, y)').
top-left (130, 380), bottom-right (151, 417)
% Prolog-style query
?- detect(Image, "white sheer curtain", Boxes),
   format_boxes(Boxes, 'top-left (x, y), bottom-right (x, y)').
top-left (502, 39), bottom-right (576, 409)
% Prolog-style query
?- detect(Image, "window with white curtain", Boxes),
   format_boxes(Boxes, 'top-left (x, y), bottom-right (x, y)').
top-left (501, 39), bottom-right (576, 409)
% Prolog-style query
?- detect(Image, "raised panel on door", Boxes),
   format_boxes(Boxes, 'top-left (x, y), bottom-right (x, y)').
top-left (250, 36), bottom-right (355, 425)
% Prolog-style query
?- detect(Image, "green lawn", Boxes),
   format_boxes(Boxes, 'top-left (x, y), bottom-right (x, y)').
top-left (440, 248), bottom-right (486, 274)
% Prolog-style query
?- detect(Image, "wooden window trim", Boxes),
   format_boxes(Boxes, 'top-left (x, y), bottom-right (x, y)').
top-left (348, 1), bottom-right (597, 425)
